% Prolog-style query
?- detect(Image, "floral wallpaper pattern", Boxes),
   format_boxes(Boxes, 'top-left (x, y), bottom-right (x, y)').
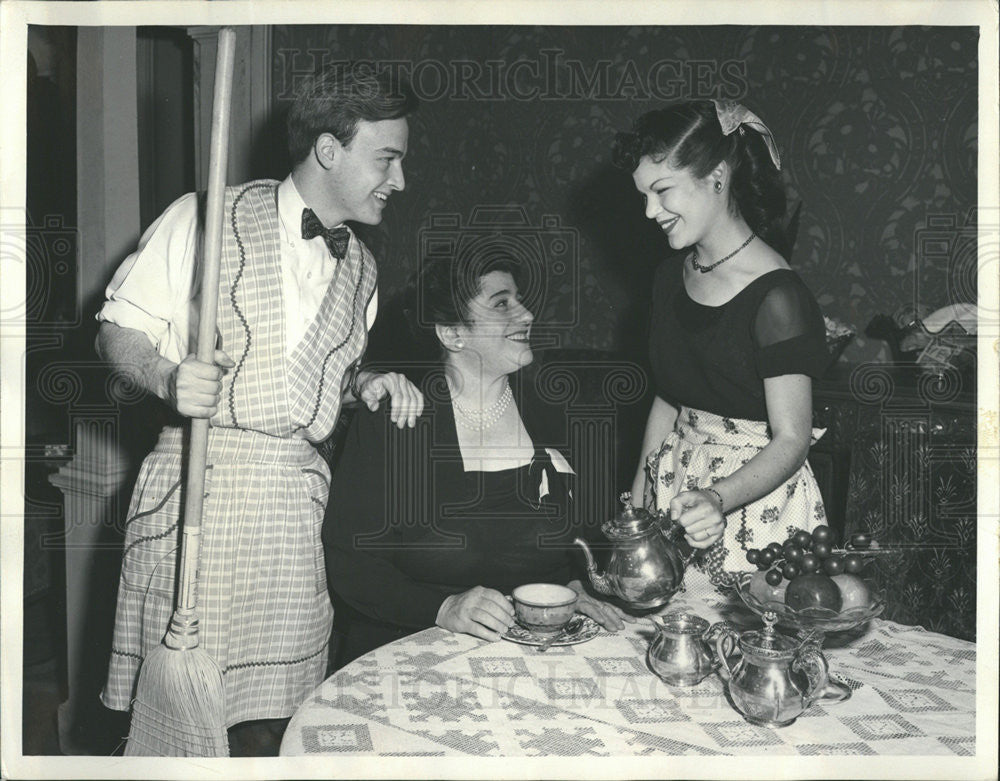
top-left (270, 25), bottom-right (978, 363)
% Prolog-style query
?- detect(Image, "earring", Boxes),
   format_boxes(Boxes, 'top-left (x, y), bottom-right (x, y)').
top-left (714, 181), bottom-right (723, 192)
top-left (455, 340), bottom-right (464, 349)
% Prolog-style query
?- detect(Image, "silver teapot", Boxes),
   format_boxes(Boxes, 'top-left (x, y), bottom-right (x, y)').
top-left (711, 611), bottom-right (828, 728)
top-left (647, 612), bottom-right (723, 686)
top-left (573, 493), bottom-right (693, 609)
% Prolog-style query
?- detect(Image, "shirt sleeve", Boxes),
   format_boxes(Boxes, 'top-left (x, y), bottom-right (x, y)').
top-left (752, 278), bottom-right (830, 379)
top-left (323, 407), bottom-right (450, 629)
top-left (96, 192), bottom-right (201, 365)
top-left (366, 287), bottom-right (378, 332)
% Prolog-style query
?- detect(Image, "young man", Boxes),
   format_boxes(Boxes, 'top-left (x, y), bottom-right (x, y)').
top-left (96, 62), bottom-right (423, 748)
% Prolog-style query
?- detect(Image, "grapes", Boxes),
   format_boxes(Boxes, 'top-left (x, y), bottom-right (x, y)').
top-left (782, 544), bottom-right (804, 563)
top-left (746, 529), bottom-right (878, 597)
top-left (811, 525), bottom-right (832, 544)
top-left (823, 555), bottom-right (845, 576)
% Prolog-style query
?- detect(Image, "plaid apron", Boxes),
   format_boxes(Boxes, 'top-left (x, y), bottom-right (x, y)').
top-left (646, 406), bottom-right (826, 597)
top-left (103, 181), bottom-right (376, 725)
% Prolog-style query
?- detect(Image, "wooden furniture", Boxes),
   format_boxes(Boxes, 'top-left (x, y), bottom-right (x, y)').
top-left (809, 363), bottom-right (976, 641)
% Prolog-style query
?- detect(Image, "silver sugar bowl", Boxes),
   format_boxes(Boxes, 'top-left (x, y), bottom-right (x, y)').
top-left (711, 610), bottom-right (828, 727)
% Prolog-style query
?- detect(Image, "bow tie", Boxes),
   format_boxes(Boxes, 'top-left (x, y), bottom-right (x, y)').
top-left (301, 208), bottom-right (351, 259)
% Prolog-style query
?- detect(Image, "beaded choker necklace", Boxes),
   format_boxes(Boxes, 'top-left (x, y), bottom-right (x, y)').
top-left (452, 384), bottom-right (513, 431)
top-left (691, 232), bottom-right (756, 273)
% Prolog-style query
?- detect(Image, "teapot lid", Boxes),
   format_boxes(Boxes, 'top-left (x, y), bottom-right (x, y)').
top-left (602, 492), bottom-right (661, 539)
top-left (739, 611), bottom-right (800, 659)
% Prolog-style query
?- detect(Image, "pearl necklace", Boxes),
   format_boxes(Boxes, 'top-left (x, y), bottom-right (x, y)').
top-left (691, 232), bottom-right (756, 273)
top-left (452, 384), bottom-right (513, 431)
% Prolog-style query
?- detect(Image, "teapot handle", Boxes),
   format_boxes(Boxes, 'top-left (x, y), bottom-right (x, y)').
top-left (654, 510), bottom-right (699, 568)
top-left (792, 645), bottom-right (829, 706)
top-left (709, 621), bottom-right (739, 681)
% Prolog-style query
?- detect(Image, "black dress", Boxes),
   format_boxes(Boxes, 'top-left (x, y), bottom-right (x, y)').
top-left (323, 376), bottom-right (582, 666)
top-left (644, 261), bottom-right (831, 589)
top-left (649, 264), bottom-right (830, 422)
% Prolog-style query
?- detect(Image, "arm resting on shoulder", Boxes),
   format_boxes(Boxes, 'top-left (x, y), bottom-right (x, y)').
top-left (341, 368), bottom-right (425, 429)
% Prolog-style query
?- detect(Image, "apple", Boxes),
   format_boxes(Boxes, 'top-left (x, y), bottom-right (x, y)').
top-left (785, 573), bottom-right (843, 612)
top-left (748, 570), bottom-right (788, 606)
top-left (831, 573), bottom-right (872, 611)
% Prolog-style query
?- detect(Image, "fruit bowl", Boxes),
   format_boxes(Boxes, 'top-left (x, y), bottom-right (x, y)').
top-left (734, 571), bottom-right (885, 633)
top-left (733, 570), bottom-right (885, 704)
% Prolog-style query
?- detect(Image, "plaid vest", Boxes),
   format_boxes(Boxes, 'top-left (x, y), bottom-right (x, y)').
top-left (210, 180), bottom-right (376, 442)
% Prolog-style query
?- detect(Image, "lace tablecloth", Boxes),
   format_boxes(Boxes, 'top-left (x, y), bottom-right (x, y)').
top-left (280, 592), bottom-right (976, 759)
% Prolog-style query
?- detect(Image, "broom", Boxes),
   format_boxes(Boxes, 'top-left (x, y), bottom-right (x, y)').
top-left (124, 26), bottom-right (236, 757)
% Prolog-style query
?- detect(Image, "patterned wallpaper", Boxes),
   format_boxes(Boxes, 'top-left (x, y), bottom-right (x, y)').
top-left (268, 25), bottom-right (978, 364)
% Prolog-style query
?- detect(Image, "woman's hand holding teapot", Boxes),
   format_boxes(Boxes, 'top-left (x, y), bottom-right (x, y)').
top-left (670, 488), bottom-right (726, 549)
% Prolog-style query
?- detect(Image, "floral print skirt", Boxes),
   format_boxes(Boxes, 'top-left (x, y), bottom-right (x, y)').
top-left (646, 406), bottom-right (827, 595)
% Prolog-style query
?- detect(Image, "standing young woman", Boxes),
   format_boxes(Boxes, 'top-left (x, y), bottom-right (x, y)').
top-left (614, 100), bottom-right (831, 594)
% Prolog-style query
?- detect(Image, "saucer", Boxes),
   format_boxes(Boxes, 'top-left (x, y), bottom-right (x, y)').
top-left (501, 615), bottom-right (600, 647)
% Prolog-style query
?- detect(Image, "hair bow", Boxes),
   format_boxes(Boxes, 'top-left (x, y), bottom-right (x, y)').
top-left (712, 99), bottom-right (781, 171)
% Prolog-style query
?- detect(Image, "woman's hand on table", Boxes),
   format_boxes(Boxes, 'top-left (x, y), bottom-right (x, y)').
top-left (436, 586), bottom-right (515, 641)
top-left (568, 579), bottom-right (635, 631)
top-left (671, 489), bottom-right (726, 549)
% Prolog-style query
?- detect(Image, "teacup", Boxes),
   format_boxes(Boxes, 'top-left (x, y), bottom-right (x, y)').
top-left (512, 583), bottom-right (578, 636)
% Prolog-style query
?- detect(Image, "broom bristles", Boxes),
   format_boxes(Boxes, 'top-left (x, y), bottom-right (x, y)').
top-left (124, 640), bottom-right (229, 757)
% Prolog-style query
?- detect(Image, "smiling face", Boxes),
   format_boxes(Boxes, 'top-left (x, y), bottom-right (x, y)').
top-left (321, 117), bottom-right (409, 225)
top-left (632, 154), bottom-right (719, 250)
top-left (454, 270), bottom-right (534, 378)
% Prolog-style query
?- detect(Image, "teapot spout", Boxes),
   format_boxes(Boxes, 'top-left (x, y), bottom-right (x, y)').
top-left (573, 537), bottom-right (612, 596)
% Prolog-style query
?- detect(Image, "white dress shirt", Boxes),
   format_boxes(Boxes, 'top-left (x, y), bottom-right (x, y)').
top-left (97, 176), bottom-right (377, 365)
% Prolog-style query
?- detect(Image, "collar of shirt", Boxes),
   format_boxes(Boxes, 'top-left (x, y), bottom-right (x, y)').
top-left (276, 176), bottom-right (341, 354)
top-left (277, 177), bottom-right (350, 251)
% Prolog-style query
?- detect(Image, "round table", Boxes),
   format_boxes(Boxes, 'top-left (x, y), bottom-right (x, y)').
top-left (281, 591), bottom-right (977, 761)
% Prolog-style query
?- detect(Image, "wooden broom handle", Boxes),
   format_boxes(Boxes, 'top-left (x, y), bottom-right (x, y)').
top-left (176, 27), bottom-right (236, 615)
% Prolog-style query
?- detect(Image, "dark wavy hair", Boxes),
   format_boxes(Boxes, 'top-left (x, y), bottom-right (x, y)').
top-left (407, 238), bottom-right (526, 361)
top-left (612, 101), bottom-right (787, 254)
top-left (286, 61), bottom-right (419, 164)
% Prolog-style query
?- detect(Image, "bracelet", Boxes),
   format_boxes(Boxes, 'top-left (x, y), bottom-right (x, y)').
top-left (703, 486), bottom-right (725, 513)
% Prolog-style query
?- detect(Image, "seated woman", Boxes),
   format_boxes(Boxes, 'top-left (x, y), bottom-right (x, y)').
top-left (323, 248), bottom-right (629, 667)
